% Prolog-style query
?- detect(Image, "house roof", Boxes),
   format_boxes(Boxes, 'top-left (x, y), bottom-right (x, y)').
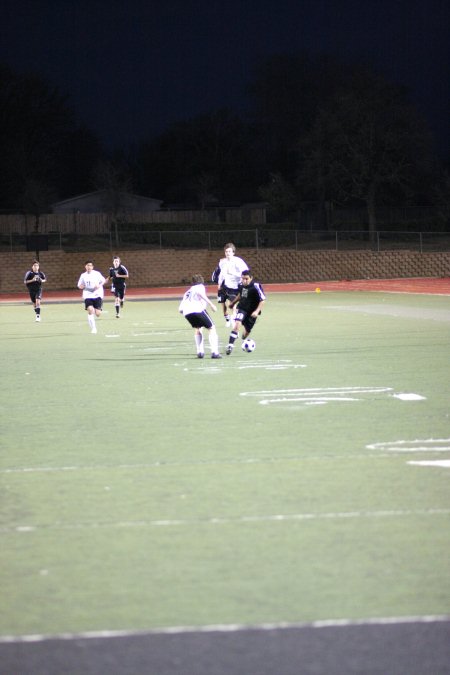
top-left (51, 190), bottom-right (163, 208)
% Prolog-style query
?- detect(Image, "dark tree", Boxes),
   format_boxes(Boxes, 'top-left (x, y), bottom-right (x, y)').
top-left (247, 53), bottom-right (346, 184)
top-left (0, 64), bottom-right (102, 212)
top-left (299, 67), bottom-right (437, 232)
top-left (135, 108), bottom-right (257, 205)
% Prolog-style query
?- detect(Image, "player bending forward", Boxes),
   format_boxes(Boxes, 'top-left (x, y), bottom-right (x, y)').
top-left (179, 275), bottom-right (222, 359)
top-left (225, 270), bottom-right (266, 355)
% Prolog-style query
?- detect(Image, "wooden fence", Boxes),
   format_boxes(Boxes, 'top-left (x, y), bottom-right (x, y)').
top-left (0, 207), bottom-right (267, 235)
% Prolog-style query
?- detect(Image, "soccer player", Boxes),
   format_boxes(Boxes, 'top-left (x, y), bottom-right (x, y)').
top-left (77, 261), bottom-right (106, 334)
top-left (225, 270), bottom-right (266, 355)
top-left (212, 243), bottom-right (248, 327)
top-left (24, 260), bottom-right (47, 321)
top-left (179, 274), bottom-right (222, 359)
top-left (105, 256), bottom-right (129, 318)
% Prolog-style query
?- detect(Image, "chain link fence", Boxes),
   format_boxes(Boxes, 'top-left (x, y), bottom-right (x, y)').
top-left (1, 229), bottom-right (450, 253)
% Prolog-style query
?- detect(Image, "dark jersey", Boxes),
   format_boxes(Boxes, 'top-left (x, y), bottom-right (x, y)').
top-left (24, 270), bottom-right (46, 292)
top-left (108, 264), bottom-right (128, 287)
top-left (236, 280), bottom-right (266, 314)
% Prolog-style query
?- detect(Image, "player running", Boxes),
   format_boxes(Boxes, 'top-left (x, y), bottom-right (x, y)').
top-left (225, 270), bottom-right (266, 355)
top-left (212, 243), bottom-right (248, 327)
top-left (105, 256), bottom-right (129, 318)
top-left (77, 261), bottom-right (106, 334)
top-left (24, 260), bottom-right (47, 321)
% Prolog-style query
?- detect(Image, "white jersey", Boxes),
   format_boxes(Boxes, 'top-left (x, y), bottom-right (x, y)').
top-left (179, 283), bottom-right (208, 316)
top-left (78, 270), bottom-right (105, 299)
top-left (218, 255), bottom-right (248, 289)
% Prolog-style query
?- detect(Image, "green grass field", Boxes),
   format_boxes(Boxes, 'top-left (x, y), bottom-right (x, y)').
top-left (1, 291), bottom-right (449, 637)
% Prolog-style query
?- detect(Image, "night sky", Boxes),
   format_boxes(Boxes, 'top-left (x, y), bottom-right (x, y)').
top-left (1, 0), bottom-right (449, 155)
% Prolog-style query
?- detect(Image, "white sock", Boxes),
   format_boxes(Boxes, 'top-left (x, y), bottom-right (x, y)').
top-left (88, 315), bottom-right (95, 329)
top-left (209, 327), bottom-right (219, 354)
top-left (195, 333), bottom-right (204, 353)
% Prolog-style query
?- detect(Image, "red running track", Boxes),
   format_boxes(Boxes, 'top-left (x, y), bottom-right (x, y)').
top-left (1, 277), bottom-right (450, 303)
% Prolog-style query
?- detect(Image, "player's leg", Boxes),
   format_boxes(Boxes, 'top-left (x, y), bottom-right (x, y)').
top-left (33, 292), bottom-right (42, 321)
top-left (85, 300), bottom-right (97, 333)
top-left (224, 290), bottom-right (239, 327)
top-left (94, 297), bottom-right (103, 320)
top-left (242, 316), bottom-right (256, 339)
top-left (115, 290), bottom-right (120, 317)
top-left (208, 325), bottom-right (222, 359)
top-left (195, 327), bottom-right (204, 358)
top-left (224, 299), bottom-right (231, 326)
top-left (226, 314), bottom-right (243, 354)
top-left (87, 307), bottom-right (96, 332)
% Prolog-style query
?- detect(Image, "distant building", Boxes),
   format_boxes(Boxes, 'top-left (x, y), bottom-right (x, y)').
top-left (51, 190), bottom-right (163, 214)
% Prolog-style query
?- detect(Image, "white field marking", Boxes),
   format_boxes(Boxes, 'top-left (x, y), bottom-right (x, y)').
top-left (141, 347), bottom-right (174, 352)
top-left (131, 331), bottom-right (173, 336)
top-left (105, 334), bottom-right (120, 338)
top-left (408, 460), bottom-right (450, 468)
top-left (240, 386), bottom-right (400, 406)
top-left (1, 614), bottom-right (449, 644)
top-left (184, 359), bottom-right (307, 372)
top-left (2, 508), bottom-right (449, 535)
top-left (366, 438), bottom-right (450, 453)
top-left (392, 393), bottom-right (426, 401)
top-left (0, 453), bottom-right (417, 475)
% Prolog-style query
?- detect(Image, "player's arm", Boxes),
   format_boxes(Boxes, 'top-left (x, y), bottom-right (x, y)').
top-left (229, 292), bottom-right (241, 309)
top-left (117, 267), bottom-right (129, 279)
top-left (93, 275), bottom-right (106, 290)
top-left (199, 288), bottom-right (217, 312)
top-left (251, 300), bottom-right (265, 317)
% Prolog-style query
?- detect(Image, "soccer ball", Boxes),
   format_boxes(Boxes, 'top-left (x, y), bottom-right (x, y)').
top-left (242, 338), bottom-right (256, 352)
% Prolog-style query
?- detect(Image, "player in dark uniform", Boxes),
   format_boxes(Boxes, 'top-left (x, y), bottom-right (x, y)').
top-left (225, 270), bottom-right (266, 354)
top-left (24, 260), bottom-right (47, 321)
top-left (105, 256), bottom-right (129, 318)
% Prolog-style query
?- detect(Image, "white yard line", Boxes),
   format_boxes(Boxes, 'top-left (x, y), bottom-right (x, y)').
top-left (0, 452), bottom-right (427, 474)
top-left (2, 508), bottom-right (449, 535)
top-left (1, 614), bottom-right (449, 644)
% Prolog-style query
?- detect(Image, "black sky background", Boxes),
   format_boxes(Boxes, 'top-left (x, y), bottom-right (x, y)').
top-left (1, 0), bottom-right (449, 158)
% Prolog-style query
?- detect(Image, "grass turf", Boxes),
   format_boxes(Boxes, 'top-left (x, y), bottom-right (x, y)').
top-left (1, 291), bottom-right (449, 635)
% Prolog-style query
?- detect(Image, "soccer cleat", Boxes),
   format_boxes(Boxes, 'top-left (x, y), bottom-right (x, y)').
top-left (211, 353), bottom-right (222, 359)
top-left (91, 326), bottom-right (97, 334)
top-left (225, 345), bottom-right (233, 355)
top-left (197, 353), bottom-right (204, 358)
top-left (116, 314), bottom-right (120, 318)
top-left (35, 315), bottom-right (41, 322)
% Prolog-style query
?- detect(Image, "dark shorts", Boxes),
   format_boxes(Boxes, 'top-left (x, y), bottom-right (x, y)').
top-left (84, 297), bottom-right (103, 311)
top-left (235, 309), bottom-right (257, 333)
top-left (113, 285), bottom-right (126, 300)
top-left (185, 311), bottom-right (213, 329)
top-left (29, 289), bottom-right (42, 303)
top-left (218, 285), bottom-right (238, 304)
